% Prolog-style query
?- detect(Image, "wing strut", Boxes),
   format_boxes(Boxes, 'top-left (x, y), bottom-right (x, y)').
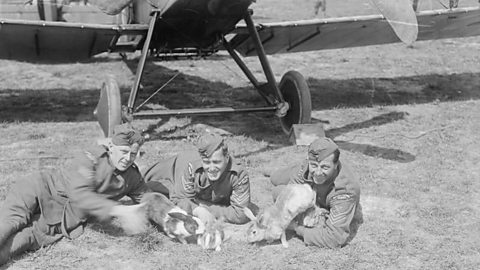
top-left (222, 36), bottom-right (275, 105)
top-left (126, 10), bottom-right (160, 115)
top-left (243, 10), bottom-right (285, 105)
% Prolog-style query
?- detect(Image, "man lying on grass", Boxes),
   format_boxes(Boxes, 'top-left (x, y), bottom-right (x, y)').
top-left (143, 132), bottom-right (251, 226)
top-left (0, 124), bottom-right (149, 265)
top-left (271, 137), bottom-right (364, 248)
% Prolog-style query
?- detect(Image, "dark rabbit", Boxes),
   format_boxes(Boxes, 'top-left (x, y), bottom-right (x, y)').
top-left (141, 192), bottom-right (205, 243)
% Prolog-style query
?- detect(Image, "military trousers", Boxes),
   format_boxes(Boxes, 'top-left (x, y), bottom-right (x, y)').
top-left (0, 173), bottom-right (65, 265)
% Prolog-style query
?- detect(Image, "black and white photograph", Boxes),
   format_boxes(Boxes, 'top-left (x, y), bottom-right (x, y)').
top-left (0, 0), bottom-right (479, 269)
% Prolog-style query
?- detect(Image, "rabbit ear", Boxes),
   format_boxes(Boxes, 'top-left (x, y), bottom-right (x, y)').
top-left (243, 207), bottom-right (256, 221)
top-left (192, 216), bottom-right (206, 235)
top-left (168, 212), bottom-right (189, 221)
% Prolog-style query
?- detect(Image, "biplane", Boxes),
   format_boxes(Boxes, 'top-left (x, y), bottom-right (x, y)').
top-left (1, 0), bottom-right (479, 137)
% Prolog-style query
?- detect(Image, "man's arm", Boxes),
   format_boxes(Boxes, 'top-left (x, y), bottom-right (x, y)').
top-left (67, 151), bottom-right (118, 220)
top-left (288, 163), bottom-right (309, 184)
top-left (170, 162), bottom-right (199, 213)
top-left (204, 171), bottom-right (251, 224)
top-left (293, 193), bottom-right (358, 248)
top-left (270, 163), bottom-right (307, 187)
top-left (69, 151), bottom-right (149, 234)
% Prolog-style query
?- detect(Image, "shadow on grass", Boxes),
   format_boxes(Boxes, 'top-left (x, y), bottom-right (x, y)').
top-left (0, 88), bottom-right (100, 123)
top-left (336, 141), bottom-right (415, 163)
top-left (88, 220), bottom-right (125, 237)
top-left (325, 111), bottom-right (416, 162)
top-left (307, 72), bottom-right (480, 110)
top-left (246, 230), bottom-right (300, 248)
top-left (1, 61), bottom-right (478, 162)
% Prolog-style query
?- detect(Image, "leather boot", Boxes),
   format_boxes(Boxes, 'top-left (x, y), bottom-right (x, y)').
top-left (0, 226), bottom-right (40, 266)
top-left (0, 223), bottom-right (16, 249)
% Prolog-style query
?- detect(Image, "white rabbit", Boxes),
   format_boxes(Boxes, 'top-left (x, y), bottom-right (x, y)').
top-left (197, 217), bottom-right (226, 251)
top-left (141, 192), bottom-right (205, 244)
top-left (244, 184), bottom-right (316, 248)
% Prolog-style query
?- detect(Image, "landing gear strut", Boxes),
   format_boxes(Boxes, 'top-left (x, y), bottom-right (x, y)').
top-left (94, 8), bottom-right (312, 138)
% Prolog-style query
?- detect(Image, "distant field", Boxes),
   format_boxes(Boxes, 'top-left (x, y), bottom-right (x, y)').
top-left (1, 0), bottom-right (480, 269)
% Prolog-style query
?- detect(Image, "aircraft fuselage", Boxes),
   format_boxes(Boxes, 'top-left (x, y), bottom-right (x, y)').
top-left (134, 0), bottom-right (254, 51)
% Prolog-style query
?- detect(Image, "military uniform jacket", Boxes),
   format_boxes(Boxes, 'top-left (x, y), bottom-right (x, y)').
top-left (143, 150), bottom-right (250, 224)
top-left (39, 144), bottom-right (148, 238)
top-left (282, 160), bottom-right (363, 248)
top-left (64, 144), bottom-right (149, 220)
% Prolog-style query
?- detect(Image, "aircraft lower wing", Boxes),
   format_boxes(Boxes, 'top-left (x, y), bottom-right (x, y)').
top-left (1, 6), bottom-right (479, 62)
top-left (230, 7), bottom-right (480, 56)
top-left (0, 19), bottom-right (148, 62)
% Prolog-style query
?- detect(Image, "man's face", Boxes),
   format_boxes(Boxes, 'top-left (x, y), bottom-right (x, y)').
top-left (201, 148), bottom-right (229, 181)
top-left (109, 143), bottom-right (138, 171)
top-left (308, 153), bottom-right (337, 184)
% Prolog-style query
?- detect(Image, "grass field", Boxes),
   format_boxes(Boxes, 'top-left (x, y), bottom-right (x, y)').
top-left (1, 0), bottom-right (480, 269)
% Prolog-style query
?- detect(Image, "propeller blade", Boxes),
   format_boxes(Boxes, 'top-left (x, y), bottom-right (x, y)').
top-left (369, 0), bottom-right (418, 45)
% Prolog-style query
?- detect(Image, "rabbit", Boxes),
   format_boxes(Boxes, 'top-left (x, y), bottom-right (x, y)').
top-left (243, 184), bottom-right (316, 248)
top-left (140, 192), bottom-right (206, 244)
top-left (296, 205), bottom-right (329, 227)
top-left (197, 216), bottom-right (226, 251)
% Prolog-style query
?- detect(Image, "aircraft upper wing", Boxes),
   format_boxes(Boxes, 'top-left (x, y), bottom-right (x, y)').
top-left (0, 19), bottom-right (148, 62)
top-left (230, 7), bottom-right (480, 56)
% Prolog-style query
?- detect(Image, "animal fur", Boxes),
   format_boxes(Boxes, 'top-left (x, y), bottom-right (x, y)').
top-left (141, 192), bottom-right (205, 244)
top-left (244, 184), bottom-right (316, 248)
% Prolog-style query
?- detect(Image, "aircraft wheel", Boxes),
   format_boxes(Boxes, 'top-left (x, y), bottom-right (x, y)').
top-left (94, 76), bottom-right (122, 137)
top-left (278, 70), bottom-right (312, 135)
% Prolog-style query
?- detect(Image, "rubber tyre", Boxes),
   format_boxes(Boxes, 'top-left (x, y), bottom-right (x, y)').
top-left (278, 70), bottom-right (312, 135)
top-left (94, 76), bottom-right (122, 137)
